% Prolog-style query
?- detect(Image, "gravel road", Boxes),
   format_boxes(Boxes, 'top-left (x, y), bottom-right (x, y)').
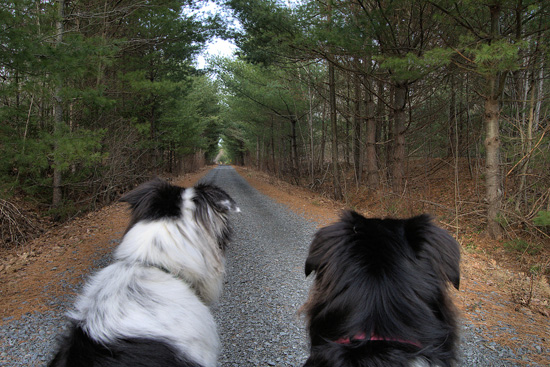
top-left (1, 166), bottom-right (536, 366)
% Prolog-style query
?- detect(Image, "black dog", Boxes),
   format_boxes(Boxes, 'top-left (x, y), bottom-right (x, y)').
top-left (301, 211), bottom-right (460, 367)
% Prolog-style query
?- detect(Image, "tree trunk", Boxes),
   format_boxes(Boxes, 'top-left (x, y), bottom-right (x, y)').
top-left (515, 72), bottom-right (535, 211)
top-left (308, 74), bottom-right (315, 185)
top-left (376, 79), bottom-right (385, 175)
top-left (365, 80), bottom-right (379, 189)
top-left (256, 135), bottom-right (260, 170)
top-left (238, 140), bottom-right (245, 166)
top-left (329, 61), bottom-right (342, 200)
top-left (320, 102), bottom-right (326, 170)
top-left (290, 117), bottom-right (298, 176)
top-left (484, 3), bottom-right (504, 239)
top-left (534, 58), bottom-right (543, 131)
top-left (52, 0), bottom-right (65, 211)
top-left (448, 72), bottom-right (457, 157)
top-left (385, 84), bottom-right (394, 176)
top-left (392, 83), bottom-right (407, 192)
top-left (353, 73), bottom-right (362, 186)
top-left (484, 92), bottom-right (502, 238)
top-left (345, 76), bottom-right (351, 167)
top-left (271, 116), bottom-right (276, 174)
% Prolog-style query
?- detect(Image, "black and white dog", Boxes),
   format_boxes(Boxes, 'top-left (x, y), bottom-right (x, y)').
top-left (301, 211), bottom-right (460, 367)
top-left (49, 178), bottom-right (239, 367)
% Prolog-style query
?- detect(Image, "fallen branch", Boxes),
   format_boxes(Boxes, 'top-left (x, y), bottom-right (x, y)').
top-left (0, 199), bottom-right (40, 248)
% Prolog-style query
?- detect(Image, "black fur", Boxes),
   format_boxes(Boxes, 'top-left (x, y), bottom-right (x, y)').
top-left (193, 182), bottom-right (238, 251)
top-left (48, 324), bottom-right (200, 367)
top-left (119, 179), bottom-right (237, 248)
top-left (302, 211), bottom-right (461, 367)
top-left (119, 177), bottom-right (184, 232)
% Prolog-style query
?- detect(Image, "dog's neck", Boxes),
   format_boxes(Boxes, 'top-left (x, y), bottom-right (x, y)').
top-left (334, 332), bottom-right (422, 349)
top-left (149, 263), bottom-right (175, 277)
top-left (116, 220), bottom-right (225, 305)
top-left (144, 263), bottom-right (209, 303)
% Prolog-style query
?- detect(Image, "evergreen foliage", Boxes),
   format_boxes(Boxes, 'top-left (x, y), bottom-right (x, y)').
top-left (0, 0), bottom-right (225, 218)
top-left (1, 0), bottom-right (549, 242)
top-left (220, 0), bottom-right (550, 239)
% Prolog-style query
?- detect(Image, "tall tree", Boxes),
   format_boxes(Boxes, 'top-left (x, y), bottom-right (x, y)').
top-left (326, 1), bottom-right (343, 200)
top-left (221, 0), bottom-right (550, 239)
top-left (430, 0), bottom-right (548, 237)
top-left (0, 0), bottom-right (224, 219)
top-left (52, 0), bottom-right (65, 210)
top-left (361, 0), bottom-right (443, 191)
top-left (216, 58), bottom-right (308, 171)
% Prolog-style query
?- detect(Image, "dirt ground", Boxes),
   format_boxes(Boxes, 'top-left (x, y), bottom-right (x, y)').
top-left (1, 165), bottom-right (549, 365)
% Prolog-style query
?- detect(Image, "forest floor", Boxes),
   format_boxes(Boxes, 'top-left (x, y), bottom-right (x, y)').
top-left (1, 165), bottom-right (549, 365)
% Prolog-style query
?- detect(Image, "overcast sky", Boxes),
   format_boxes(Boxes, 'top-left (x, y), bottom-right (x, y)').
top-left (193, 0), bottom-right (300, 69)
top-left (196, 38), bottom-right (237, 69)
top-left (192, 1), bottom-right (238, 69)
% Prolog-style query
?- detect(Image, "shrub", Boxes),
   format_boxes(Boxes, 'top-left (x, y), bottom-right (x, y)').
top-left (533, 210), bottom-right (550, 228)
top-left (503, 239), bottom-right (542, 256)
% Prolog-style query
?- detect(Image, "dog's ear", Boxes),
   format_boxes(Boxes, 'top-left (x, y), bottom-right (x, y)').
top-left (305, 211), bottom-right (358, 277)
top-left (406, 215), bottom-right (461, 289)
top-left (120, 178), bottom-right (184, 225)
top-left (305, 225), bottom-right (338, 277)
top-left (194, 183), bottom-right (240, 214)
top-left (305, 233), bottom-right (324, 277)
top-left (120, 177), bottom-right (160, 208)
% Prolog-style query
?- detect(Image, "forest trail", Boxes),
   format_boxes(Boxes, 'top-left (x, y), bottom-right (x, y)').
top-left (1, 166), bottom-right (549, 366)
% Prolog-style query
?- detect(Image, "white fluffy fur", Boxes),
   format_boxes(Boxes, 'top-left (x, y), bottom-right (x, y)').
top-left (71, 264), bottom-right (219, 367)
top-left (410, 359), bottom-right (430, 367)
top-left (69, 187), bottom-right (228, 367)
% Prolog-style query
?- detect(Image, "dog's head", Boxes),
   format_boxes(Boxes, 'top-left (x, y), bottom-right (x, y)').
top-left (302, 211), bottom-right (460, 363)
top-left (117, 178), bottom-right (239, 304)
top-left (120, 178), bottom-right (239, 251)
top-left (305, 211), bottom-right (460, 288)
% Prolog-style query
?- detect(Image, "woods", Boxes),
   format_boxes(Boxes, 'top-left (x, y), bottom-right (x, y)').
top-left (1, 0), bottom-right (225, 225)
top-left (1, 0), bottom-right (549, 244)
top-left (219, 0), bottom-right (550, 240)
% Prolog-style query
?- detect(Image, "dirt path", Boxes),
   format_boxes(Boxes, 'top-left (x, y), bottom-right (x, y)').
top-left (1, 165), bottom-right (548, 366)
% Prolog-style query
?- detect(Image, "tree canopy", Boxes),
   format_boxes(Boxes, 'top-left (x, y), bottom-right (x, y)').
top-left (1, 0), bottom-right (225, 219)
top-left (1, 0), bottom-right (549, 241)
top-left (218, 0), bottom-right (550, 239)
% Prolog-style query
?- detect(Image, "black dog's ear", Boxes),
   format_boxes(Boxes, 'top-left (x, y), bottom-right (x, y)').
top-left (305, 233), bottom-right (324, 277)
top-left (305, 210), bottom-right (358, 277)
top-left (305, 223), bottom-right (339, 277)
top-left (406, 215), bottom-right (461, 289)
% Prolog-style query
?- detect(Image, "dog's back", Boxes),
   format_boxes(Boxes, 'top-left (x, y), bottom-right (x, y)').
top-left (49, 325), bottom-right (202, 367)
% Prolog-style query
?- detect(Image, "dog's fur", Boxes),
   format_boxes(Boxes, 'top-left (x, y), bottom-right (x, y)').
top-left (301, 210), bottom-right (460, 367)
top-left (49, 178), bottom-right (239, 367)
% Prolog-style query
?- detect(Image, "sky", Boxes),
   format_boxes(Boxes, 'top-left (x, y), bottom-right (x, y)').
top-left (192, 0), bottom-right (301, 69)
top-left (195, 38), bottom-right (237, 70)
top-left (192, 1), bottom-right (239, 70)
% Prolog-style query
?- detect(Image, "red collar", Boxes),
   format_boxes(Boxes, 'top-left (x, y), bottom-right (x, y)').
top-left (334, 332), bottom-right (422, 349)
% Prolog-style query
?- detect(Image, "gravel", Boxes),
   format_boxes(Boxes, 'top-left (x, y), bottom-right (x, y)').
top-left (0, 166), bottom-right (539, 366)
